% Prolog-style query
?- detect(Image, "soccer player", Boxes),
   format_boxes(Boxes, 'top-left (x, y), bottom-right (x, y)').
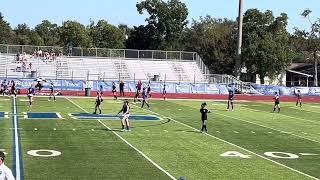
top-left (10, 80), bottom-right (16, 97)
top-left (200, 102), bottom-right (210, 133)
top-left (133, 83), bottom-right (141, 103)
top-left (99, 85), bottom-right (104, 95)
top-left (93, 92), bottom-right (103, 114)
top-left (0, 151), bottom-right (15, 180)
top-left (296, 90), bottom-right (302, 107)
top-left (141, 87), bottom-right (150, 110)
top-left (227, 90), bottom-right (234, 111)
top-left (273, 92), bottom-right (280, 113)
top-left (112, 82), bottom-right (117, 100)
top-left (119, 80), bottom-right (124, 97)
top-left (48, 82), bottom-right (56, 101)
top-left (162, 83), bottom-right (166, 101)
top-left (147, 82), bottom-right (152, 98)
top-left (117, 99), bottom-right (130, 131)
top-left (27, 86), bottom-right (35, 107)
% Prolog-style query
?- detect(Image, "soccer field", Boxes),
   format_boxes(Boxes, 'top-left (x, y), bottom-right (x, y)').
top-left (0, 96), bottom-right (320, 180)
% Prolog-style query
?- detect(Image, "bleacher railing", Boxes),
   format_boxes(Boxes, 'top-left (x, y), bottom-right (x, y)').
top-left (0, 44), bottom-right (198, 61)
top-left (0, 44), bottom-right (251, 93)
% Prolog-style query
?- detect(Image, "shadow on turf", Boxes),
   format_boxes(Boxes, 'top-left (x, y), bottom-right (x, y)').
top-left (105, 119), bottom-right (172, 131)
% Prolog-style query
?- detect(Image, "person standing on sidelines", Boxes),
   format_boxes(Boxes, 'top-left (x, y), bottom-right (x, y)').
top-left (295, 90), bottom-right (302, 107)
top-left (48, 82), bottom-right (56, 101)
top-left (119, 80), bottom-right (125, 97)
top-left (273, 92), bottom-right (280, 113)
top-left (0, 151), bottom-right (15, 180)
top-left (117, 99), bottom-right (130, 131)
top-left (200, 102), bottom-right (210, 133)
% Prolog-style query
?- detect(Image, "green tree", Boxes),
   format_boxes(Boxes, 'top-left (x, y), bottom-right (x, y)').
top-left (89, 20), bottom-right (125, 48)
top-left (14, 23), bottom-right (33, 45)
top-left (35, 20), bottom-right (59, 46)
top-left (242, 9), bottom-right (293, 84)
top-left (292, 9), bottom-right (320, 86)
top-left (181, 16), bottom-right (237, 74)
top-left (59, 21), bottom-right (92, 47)
top-left (0, 12), bottom-right (16, 44)
top-left (136, 0), bottom-right (188, 50)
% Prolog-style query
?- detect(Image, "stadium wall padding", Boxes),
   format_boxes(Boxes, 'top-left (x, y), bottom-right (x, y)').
top-left (2, 78), bottom-right (320, 96)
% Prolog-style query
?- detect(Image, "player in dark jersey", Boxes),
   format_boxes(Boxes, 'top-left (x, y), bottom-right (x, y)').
top-left (296, 90), bottom-right (302, 107)
top-left (141, 87), bottom-right (150, 110)
top-left (93, 92), bottom-right (103, 114)
top-left (10, 80), bottom-right (16, 97)
top-left (200, 102), bottom-right (210, 133)
top-left (273, 92), bottom-right (280, 113)
top-left (27, 86), bottom-right (35, 107)
top-left (147, 82), bottom-right (151, 98)
top-left (119, 80), bottom-right (124, 97)
top-left (162, 83), bottom-right (166, 101)
top-left (227, 90), bottom-right (234, 111)
top-left (112, 82), bottom-right (117, 100)
top-left (48, 82), bottom-right (56, 101)
top-left (99, 85), bottom-right (104, 95)
top-left (117, 99), bottom-right (130, 131)
top-left (133, 82), bottom-right (141, 103)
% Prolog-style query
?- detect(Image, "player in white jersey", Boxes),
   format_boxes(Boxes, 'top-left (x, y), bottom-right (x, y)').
top-left (0, 151), bottom-right (15, 180)
top-left (273, 92), bottom-right (280, 113)
top-left (117, 99), bottom-right (130, 132)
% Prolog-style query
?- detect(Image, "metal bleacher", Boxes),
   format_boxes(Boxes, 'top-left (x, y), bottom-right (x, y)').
top-left (0, 45), bottom-right (210, 83)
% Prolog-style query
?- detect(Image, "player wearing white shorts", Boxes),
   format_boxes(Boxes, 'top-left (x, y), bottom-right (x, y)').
top-left (117, 99), bottom-right (130, 132)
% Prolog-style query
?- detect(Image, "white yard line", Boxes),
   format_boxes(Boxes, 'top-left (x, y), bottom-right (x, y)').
top-left (12, 96), bottom-right (21, 180)
top-left (65, 97), bottom-right (176, 180)
top-left (131, 104), bottom-right (319, 180)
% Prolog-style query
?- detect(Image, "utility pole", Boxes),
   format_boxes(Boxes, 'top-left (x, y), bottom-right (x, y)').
top-left (234, 0), bottom-right (243, 79)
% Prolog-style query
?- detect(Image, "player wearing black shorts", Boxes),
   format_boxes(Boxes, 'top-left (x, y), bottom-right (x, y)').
top-left (162, 84), bottom-right (166, 101)
top-left (273, 92), bottom-right (280, 113)
top-left (227, 90), bottom-right (234, 111)
top-left (48, 82), bottom-right (56, 101)
top-left (200, 102), bottom-right (210, 133)
top-left (296, 90), bottom-right (302, 107)
top-left (119, 80), bottom-right (124, 97)
top-left (93, 92), bottom-right (103, 114)
top-left (10, 80), bottom-right (16, 97)
top-left (112, 82), bottom-right (117, 100)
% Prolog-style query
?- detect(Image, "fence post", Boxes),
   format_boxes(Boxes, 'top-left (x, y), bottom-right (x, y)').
top-left (95, 48), bottom-right (98, 57)
top-left (165, 52), bottom-right (168, 60)
top-left (6, 45), bottom-right (8, 54)
top-left (81, 48), bottom-right (83, 57)
top-left (152, 51), bottom-right (154, 60)
top-left (138, 50), bottom-right (140, 59)
top-left (179, 52), bottom-right (182, 60)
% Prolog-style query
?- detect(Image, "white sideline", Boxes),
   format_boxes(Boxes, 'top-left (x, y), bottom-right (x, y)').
top-left (131, 104), bottom-right (320, 180)
top-left (13, 96), bottom-right (21, 180)
top-left (65, 97), bottom-right (176, 180)
top-left (226, 107), bottom-right (320, 144)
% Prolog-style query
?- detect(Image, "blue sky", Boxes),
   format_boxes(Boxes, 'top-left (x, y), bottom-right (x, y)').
top-left (0, 0), bottom-right (319, 33)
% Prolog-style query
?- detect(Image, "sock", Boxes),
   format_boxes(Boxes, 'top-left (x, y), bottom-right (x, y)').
top-left (122, 124), bottom-right (124, 129)
top-left (278, 108), bottom-right (280, 112)
top-left (204, 125), bottom-right (207, 132)
top-left (126, 126), bottom-right (129, 130)
top-left (201, 125), bottom-right (204, 131)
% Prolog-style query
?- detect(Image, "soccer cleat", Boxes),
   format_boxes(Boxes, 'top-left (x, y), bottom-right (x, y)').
top-left (121, 129), bottom-right (126, 132)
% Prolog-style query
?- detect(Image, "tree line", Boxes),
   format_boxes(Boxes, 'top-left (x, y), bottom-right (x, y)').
top-left (0, 0), bottom-right (319, 84)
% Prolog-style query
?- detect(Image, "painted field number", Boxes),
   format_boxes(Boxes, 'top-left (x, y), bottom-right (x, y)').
top-left (221, 151), bottom-right (316, 159)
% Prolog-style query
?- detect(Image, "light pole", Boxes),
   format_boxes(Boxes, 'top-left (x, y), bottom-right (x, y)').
top-left (235, 0), bottom-right (243, 79)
